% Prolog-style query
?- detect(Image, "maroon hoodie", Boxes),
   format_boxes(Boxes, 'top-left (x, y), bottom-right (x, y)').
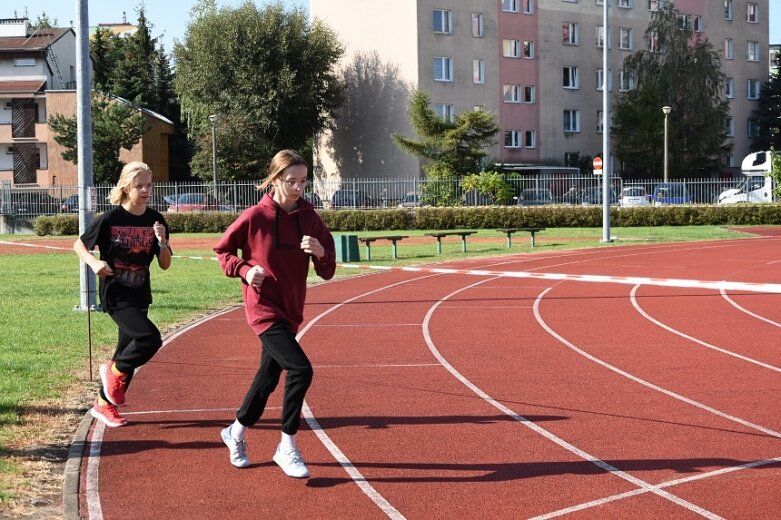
top-left (214, 192), bottom-right (336, 335)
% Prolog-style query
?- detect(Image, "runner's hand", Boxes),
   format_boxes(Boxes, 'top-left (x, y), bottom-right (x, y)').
top-left (301, 235), bottom-right (324, 259)
top-left (245, 265), bottom-right (266, 288)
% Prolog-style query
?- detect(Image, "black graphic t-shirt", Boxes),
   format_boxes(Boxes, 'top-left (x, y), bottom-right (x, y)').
top-left (80, 205), bottom-right (169, 311)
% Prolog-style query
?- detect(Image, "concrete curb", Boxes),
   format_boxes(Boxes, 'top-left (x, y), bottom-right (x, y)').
top-left (63, 410), bottom-right (93, 520)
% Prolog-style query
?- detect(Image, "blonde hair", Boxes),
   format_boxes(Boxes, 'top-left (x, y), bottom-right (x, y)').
top-left (257, 149), bottom-right (308, 191)
top-left (109, 161), bottom-right (153, 205)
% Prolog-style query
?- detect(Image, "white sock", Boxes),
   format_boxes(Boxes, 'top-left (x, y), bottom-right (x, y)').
top-left (280, 432), bottom-right (297, 449)
top-left (230, 420), bottom-right (247, 441)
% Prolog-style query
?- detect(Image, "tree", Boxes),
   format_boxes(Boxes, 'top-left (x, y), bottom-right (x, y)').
top-left (751, 73), bottom-right (781, 152)
top-left (392, 89), bottom-right (498, 177)
top-left (48, 93), bottom-right (148, 184)
top-left (29, 12), bottom-right (57, 30)
top-left (173, 0), bottom-right (345, 181)
top-left (90, 27), bottom-right (126, 92)
top-left (111, 7), bottom-right (160, 110)
top-left (612, 3), bottom-right (731, 177)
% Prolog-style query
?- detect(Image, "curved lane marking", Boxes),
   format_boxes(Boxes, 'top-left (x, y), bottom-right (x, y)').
top-left (630, 286), bottom-right (781, 372)
top-left (720, 288), bottom-right (781, 328)
top-left (421, 278), bottom-right (723, 520)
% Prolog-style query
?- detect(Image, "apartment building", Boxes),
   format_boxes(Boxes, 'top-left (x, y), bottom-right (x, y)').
top-left (0, 17), bottom-right (172, 187)
top-left (311, 0), bottom-right (768, 179)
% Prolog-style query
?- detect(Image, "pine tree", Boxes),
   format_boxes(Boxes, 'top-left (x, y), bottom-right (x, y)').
top-left (752, 73), bottom-right (781, 152)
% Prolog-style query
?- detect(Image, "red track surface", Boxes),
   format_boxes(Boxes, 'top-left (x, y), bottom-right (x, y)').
top-left (75, 236), bottom-right (781, 519)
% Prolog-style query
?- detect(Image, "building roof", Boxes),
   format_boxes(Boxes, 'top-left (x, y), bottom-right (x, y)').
top-left (0, 79), bottom-right (46, 95)
top-left (0, 27), bottom-right (71, 52)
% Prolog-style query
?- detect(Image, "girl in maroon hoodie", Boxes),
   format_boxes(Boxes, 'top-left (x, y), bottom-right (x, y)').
top-left (214, 149), bottom-right (335, 478)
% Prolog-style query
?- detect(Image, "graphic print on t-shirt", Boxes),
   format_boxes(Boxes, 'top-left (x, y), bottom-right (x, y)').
top-left (110, 226), bottom-right (155, 288)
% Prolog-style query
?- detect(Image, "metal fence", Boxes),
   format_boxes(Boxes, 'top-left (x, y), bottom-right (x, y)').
top-left (0, 174), bottom-right (768, 217)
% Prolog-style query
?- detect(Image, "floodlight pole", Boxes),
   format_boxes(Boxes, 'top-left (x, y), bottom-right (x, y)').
top-left (75, 0), bottom-right (95, 311)
top-left (209, 114), bottom-right (218, 200)
top-left (601, 0), bottom-right (612, 242)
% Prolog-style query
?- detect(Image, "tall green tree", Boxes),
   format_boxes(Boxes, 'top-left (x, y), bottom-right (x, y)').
top-left (751, 73), bottom-right (781, 152)
top-left (173, 0), bottom-right (345, 181)
top-left (612, 3), bottom-right (731, 177)
top-left (392, 89), bottom-right (498, 177)
top-left (111, 8), bottom-right (160, 110)
top-left (90, 27), bottom-right (126, 92)
top-left (48, 93), bottom-right (148, 184)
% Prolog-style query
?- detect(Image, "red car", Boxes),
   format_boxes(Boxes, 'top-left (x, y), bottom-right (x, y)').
top-left (166, 193), bottom-right (232, 212)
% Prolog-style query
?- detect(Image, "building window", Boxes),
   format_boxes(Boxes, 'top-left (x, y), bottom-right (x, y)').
top-left (504, 130), bottom-right (521, 148)
top-left (524, 130), bottom-right (536, 148)
top-left (503, 84), bottom-right (521, 103)
top-left (596, 26), bottom-right (609, 48)
top-left (523, 41), bottom-right (535, 59)
top-left (524, 85), bottom-right (536, 103)
top-left (747, 79), bottom-right (760, 99)
top-left (693, 16), bottom-right (703, 32)
top-left (648, 0), bottom-right (661, 11)
top-left (472, 13), bottom-right (484, 37)
top-left (724, 39), bottom-right (733, 59)
top-left (473, 59), bottom-right (485, 84)
top-left (746, 41), bottom-right (759, 62)
top-left (747, 119), bottom-right (760, 137)
top-left (564, 110), bottom-right (581, 133)
top-left (724, 0), bottom-right (733, 20)
top-left (523, 0), bottom-right (534, 14)
top-left (619, 70), bottom-right (634, 91)
top-left (648, 31), bottom-right (660, 52)
top-left (502, 0), bottom-right (520, 13)
top-left (677, 15), bottom-right (692, 31)
top-left (503, 39), bottom-right (521, 58)
top-left (433, 10), bottom-right (452, 34)
top-left (563, 23), bottom-right (579, 45)
top-left (563, 66), bottom-right (579, 89)
top-left (618, 0), bottom-right (631, 7)
top-left (725, 77), bottom-right (734, 98)
top-left (746, 3), bottom-right (758, 23)
top-left (13, 58), bottom-right (36, 67)
top-left (433, 57), bottom-right (453, 81)
top-left (435, 103), bottom-right (455, 122)
top-left (726, 117), bottom-right (734, 137)
top-left (619, 28), bottom-right (632, 50)
top-left (596, 68), bottom-right (612, 91)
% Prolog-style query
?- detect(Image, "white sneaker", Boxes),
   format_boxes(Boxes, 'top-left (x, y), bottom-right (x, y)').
top-left (221, 426), bottom-right (250, 468)
top-left (273, 444), bottom-right (310, 478)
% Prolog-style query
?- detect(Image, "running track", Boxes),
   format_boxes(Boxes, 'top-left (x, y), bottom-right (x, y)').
top-left (71, 236), bottom-right (781, 519)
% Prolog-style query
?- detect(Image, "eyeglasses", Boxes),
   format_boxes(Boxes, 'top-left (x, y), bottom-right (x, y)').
top-left (131, 183), bottom-right (154, 190)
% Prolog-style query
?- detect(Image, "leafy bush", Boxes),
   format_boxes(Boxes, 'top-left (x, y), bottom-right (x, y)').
top-left (34, 214), bottom-right (79, 235)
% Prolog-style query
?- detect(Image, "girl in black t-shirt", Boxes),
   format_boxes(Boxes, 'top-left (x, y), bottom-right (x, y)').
top-left (74, 161), bottom-right (171, 427)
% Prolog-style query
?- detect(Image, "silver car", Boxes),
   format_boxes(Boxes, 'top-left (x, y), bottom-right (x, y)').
top-left (620, 186), bottom-right (649, 207)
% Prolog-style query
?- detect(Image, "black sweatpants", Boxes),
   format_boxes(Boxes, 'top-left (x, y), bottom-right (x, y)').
top-left (236, 321), bottom-right (313, 435)
top-left (100, 305), bottom-right (163, 400)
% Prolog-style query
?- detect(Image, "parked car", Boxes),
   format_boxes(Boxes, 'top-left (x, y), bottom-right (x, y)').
top-left (620, 186), bottom-right (650, 207)
top-left (61, 194), bottom-right (79, 213)
top-left (166, 192), bottom-right (232, 212)
top-left (580, 186), bottom-right (618, 206)
top-left (651, 182), bottom-right (692, 206)
top-left (1, 190), bottom-right (59, 215)
top-left (330, 189), bottom-right (372, 208)
top-left (517, 188), bottom-right (554, 206)
top-left (555, 187), bottom-right (581, 205)
top-left (397, 192), bottom-right (422, 208)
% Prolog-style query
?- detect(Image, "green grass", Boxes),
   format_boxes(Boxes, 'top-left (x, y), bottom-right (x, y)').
top-left (0, 225), bottom-right (761, 504)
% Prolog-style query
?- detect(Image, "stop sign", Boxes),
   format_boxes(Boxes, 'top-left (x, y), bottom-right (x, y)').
top-left (593, 156), bottom-right (603, 170)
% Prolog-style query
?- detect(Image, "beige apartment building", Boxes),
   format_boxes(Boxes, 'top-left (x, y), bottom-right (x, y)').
top-left (311, 0), bottom-right (769, 180)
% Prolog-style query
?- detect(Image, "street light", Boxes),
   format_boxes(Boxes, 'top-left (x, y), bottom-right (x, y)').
top-left (208, 114), bottom-right (218, 200)
top-left (662, 106), bottom-right (671, 183)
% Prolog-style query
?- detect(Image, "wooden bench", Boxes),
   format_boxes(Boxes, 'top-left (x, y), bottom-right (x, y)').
top-left (498, 227), bottom-right (546, 247)
top-left (356, 235), bottom-right (408, 260)
top-left (424, 230), bottom-right (477, 254)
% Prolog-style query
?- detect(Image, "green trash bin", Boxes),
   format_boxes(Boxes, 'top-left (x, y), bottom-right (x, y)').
top-left (333, 234), bottom-right (360, 262)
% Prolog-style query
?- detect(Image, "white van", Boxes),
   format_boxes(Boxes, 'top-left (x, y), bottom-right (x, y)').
top-left (717, 151), bottom-right (776, 204)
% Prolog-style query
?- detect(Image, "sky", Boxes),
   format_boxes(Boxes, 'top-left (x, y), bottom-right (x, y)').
top-left (5, 1), bottom-right (779, 49)
top-left (7, 1), bottom-right (309, 50)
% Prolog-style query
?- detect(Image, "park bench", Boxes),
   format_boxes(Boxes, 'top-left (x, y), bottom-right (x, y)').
top-left (498, 227), bottom-right (546, 247)
top-left (357, 235), bottom-right (408, 260)
top-left (424, 230), bottom-right (477, 254)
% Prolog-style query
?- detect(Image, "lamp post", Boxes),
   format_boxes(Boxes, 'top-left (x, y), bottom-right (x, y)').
top-left (208, 114), bottom-right (218, 200)
top-left (662, 106), bottom-right (671, 183)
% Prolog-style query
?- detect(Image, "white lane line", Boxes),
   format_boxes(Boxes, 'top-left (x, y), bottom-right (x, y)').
top-left (533, 454), bottom-right (781, 519)
top-left (85, 423), bottom-right (104, 520)
top-left (720, 289), bottom-right (781, 328)
top-left (298, 272), bottom-right (445, 520)
top-left (536, 286), bottom-right (781, 440)
top-left (422, 279), bottom-right (723, 519)
top-left (630, 286), bottom-right (781, 372)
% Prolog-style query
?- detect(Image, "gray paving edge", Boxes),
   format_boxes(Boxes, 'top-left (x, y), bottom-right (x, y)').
top-left (63, 409), bottom-right (93, 520)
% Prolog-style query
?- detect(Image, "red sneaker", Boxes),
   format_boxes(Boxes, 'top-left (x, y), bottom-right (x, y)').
top-left (90, 398), bottom-right (127, 427)
top-left (99, 362), bottom-right (127, 406)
